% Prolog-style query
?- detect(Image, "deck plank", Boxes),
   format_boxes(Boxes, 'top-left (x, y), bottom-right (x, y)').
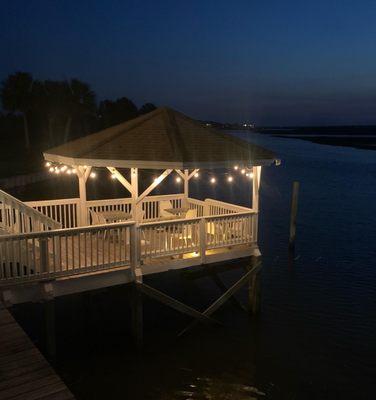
top-left (0, 303), bottom-right (75, 400)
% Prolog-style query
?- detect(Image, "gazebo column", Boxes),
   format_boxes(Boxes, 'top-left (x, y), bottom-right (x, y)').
top-left (76, 166), bottom-right (92, 227)
top-left (252, 166), bottom-right (262, 242)
top-left (131, 168), bottom-right (140, 220)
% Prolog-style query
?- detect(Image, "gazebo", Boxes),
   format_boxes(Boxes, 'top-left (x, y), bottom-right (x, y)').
top-left (0, 107), bottom-right (278, 302)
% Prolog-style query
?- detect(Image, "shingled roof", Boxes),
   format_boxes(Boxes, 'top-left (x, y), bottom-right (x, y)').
top-left (44, 107), bottom-right (277, 169)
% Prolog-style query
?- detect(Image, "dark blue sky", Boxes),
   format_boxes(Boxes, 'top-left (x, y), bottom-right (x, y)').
top-left (1, 0), bottom-right (376, 125)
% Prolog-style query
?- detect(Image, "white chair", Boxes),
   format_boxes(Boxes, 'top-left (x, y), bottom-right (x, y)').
top-left (159, 200), bottom-right (175, 220)
top-left (89, 210), bottom-right (106, 225)
top-left (179, 208), bottom-right (197, 246)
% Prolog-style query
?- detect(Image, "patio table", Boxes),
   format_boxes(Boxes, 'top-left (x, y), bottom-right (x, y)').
top-left (97, 211), bottom-right (132, 223)
top-left (164, 207), bottom-right (190, 218)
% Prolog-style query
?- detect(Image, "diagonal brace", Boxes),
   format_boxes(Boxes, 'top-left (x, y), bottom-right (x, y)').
top-left (178, 261), bottom-right (261, 336)
top-left (137, 283), bottom-right (220, 325)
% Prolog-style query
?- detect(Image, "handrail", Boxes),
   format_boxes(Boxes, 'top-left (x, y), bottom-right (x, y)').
top-left (0, 220), bottom-right (135, 241)
top-left (0, 188), bottom-right (61, 232)
top-left (205, 198), bottom-right (252, 212)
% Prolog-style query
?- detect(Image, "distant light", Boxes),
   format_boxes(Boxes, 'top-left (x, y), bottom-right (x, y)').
top-left (210, 177), bottom-right (216, 184)
top-left (90, 172), bottom-right (96, 178)
top-left (234, 165), bottom-right (239, 170)
top-left (176, 176), bottom-right (182, 183)
top-left (227, 176), bottom-right (233, 182)
top-left (241, 169), bottom-right (246, 174)
top-left (45, 162), bottom-right (51, 167)
top-left (194, 172), bottom-right (199, 178)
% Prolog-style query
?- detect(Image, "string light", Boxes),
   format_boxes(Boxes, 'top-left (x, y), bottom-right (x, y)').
top-left (72, 168), bottom-right (77, 174)
top-left (90, 172), bottom-right (96, 179)
top-left (176, 176), bottom-right (182, 183)
top-left (49, 167), bottom-right (54, 172)
top-left (111, 174), bottom-right (117, 180)
top-left (61, 165), bottom-right (67, 172)
top-left (67, 169), bottom-right (72, 175)
top-left (248, 172), bottom-right (254, 179)
top-left (45, 162), bottom-right (51, 167)
top-left (241, 169), bottom-right (246, 174)
top-left (227, 176), bottom-right (233, 182)
top-left (194, 172), bottom-right (199, 178)
top-left (54, 168), bottom-right (60, 174)
top-left (234, 165), bottom-right (239, 170)
top-left (210, 177), bottom-right (216, 184)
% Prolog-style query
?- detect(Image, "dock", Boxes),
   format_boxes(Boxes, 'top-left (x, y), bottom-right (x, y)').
top-left (0, 302), bottom-right (75, 400)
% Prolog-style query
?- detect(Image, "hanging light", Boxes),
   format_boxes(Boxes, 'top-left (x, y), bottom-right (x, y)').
top-left (111, 174), bottom-right (117, 180)
top-left (210, 177), bottom-right (216, 184)
top-left (45, 162), bottom-right (51, 167)
top-left (72, 168), bottom-right (77, 174)
top-left (66, 169), bottom-right (72, 175)
top-left (54, 168), bottom-right (60, 174)
top-left (194, 172), bottom-right (199, 178)
top-left (234, 165), bottom-right (239, 170)
top-left (248, 172), bottom-right (254, 179)
top-left (176, 176), bottom-right (182, 183)
top-left (49, 167), bottom-right (54, 172)
top-left (241, 169), bottom-right (246, 174)
top-left (90, 172), bottom-right (96, 179)
top-left (227, 176), bottom-right (233, 182)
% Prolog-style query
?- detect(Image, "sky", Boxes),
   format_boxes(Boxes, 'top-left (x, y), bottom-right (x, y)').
top-left (1, 0), bottom-right (376, 126)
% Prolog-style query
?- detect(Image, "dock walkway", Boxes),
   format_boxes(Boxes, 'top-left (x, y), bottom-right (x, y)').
top-left (0, 302), bottom-right (75, 400)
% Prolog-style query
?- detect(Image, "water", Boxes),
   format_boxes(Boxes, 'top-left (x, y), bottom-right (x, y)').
top-left (12, 133), bottom-right (376, 399)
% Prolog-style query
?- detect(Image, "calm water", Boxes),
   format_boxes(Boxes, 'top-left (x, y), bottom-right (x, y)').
top-left (12, 133), bottom-right (376, 399)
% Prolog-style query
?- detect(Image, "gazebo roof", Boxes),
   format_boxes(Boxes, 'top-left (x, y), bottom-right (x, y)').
top-left (44, 107), bottom-right (277, 169)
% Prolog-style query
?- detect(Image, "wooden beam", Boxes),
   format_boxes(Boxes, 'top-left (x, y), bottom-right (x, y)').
top-left (188, 169), bottom-right (199, 180)
top-left (178, 261), bottom-right (261, 336)
top-left (137, 283), bottom-right (220, 325)
top-left (137, 169), bottom-right (173, 204)
top-left (107, 167), bottom-right (133, 194)
top-left (175, 169), bottom-right (185, 179)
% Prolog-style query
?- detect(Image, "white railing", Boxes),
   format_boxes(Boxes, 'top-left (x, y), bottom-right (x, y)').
top-left (205, 211), bottom-right (255, 250)
top-left (26, 198), bottom-right (79, 229)
top-left (187, 198), bottom-right (206, 217)
top-left (0, 210), bottom-right (257, 285)
top-left (0, 222), bottom-right (133, 283)
top-left (140, 217), bottom-right (200, 259)
top-left (204, 198), bottom-right (252, 216)
top-left (0, 189), bottom-right (60, 234)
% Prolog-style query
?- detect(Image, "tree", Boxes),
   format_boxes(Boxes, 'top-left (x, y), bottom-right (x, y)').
top-left (64, 79), bottom-right (96, 141)
top-left (1, 72), bottom-right (33, 148)
top-left (98, 97), bottom-right (138, 128)
top-left (139, 102), bottom-right (157, 115)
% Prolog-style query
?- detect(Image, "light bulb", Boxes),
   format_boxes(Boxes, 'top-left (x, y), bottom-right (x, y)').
top-left (227, 176), bottom-right (233, 182)
top-left (210, 177), bottom-right (216, 184)
top-left (67, 169), bottom-right (72, 175)
top-left (90, 172), bottom-right (96, 178)
top-left (49, 167), bottom-right (54, 172)
top-left (176, 177), bottom-right (182, 183)
top-left (61, 165), bottom-right (67, 172)
top-left (111, 174), bottom-right (117, 180)
top-left (45, 162), bottom-right (51, 167)
top-left (194, 172), bottom-right (199, 178)
top-left (72, 168), bottom-right (77, 173)
top-left (241, 169), bottom-right (246, 174)
top-left (234, 165), bottom-right (239, 170)
top-left (248, 172), bottom-right (254, 179)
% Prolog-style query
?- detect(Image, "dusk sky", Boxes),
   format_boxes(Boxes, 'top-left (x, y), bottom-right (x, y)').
top-left (1, 0), bottom-right (376, 125)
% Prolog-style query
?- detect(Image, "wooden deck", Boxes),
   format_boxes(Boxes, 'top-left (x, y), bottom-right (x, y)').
top-left (0, 302), bottom-right (75, 400)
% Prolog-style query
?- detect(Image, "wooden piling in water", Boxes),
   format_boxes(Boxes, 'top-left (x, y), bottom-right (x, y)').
top-left (289, 181), bottom-right (300, 251)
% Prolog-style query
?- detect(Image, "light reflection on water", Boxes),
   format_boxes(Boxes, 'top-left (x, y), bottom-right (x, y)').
top-left (11, 132), bottom-right (376, 399)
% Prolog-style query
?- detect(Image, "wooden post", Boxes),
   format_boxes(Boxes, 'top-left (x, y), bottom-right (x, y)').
top-left (289, 181), bottom-right (300, 251)
top-left (252, 166), bottom-right (262, 243)
top-left (199, 218), bottom-right (206, 264)
top-left (248, 256), bottom-right (261, 315)
top-left (131, 168), bottom-right (139, 221)
top-left (184, 169), bottom-right (189, 206)
top-left (76, 166), bottom-right (91, 226)
top-left (43, 299), bottom-right (56, 359)
top-left (130, 283), bottom-right (143, 349)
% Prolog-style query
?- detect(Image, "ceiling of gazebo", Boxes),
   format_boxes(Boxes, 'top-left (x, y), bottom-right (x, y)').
top-left (44, 107), bottom-right (278, 169)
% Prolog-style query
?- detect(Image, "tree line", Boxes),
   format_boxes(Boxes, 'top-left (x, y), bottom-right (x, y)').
top-left (0, 72), bottom-right (156, 149)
